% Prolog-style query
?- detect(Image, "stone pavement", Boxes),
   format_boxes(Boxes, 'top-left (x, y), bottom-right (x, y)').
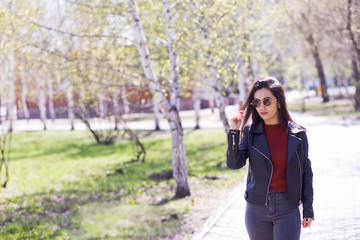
top-left (191, 113), bottom-right (360, 240)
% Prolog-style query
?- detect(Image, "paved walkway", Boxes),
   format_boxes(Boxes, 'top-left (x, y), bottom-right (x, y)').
top-left (6, 108), bottom-right (360, 239)
top-left (9, 109), bottom-right (224, 132)
top-left (191, 113), bottom-right (360, 240)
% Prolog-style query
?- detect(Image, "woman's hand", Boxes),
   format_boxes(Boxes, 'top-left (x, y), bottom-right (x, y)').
top-left (229, 110), bottom-right (244, 130)
top-left (302, 218), bottom-right (313, 228)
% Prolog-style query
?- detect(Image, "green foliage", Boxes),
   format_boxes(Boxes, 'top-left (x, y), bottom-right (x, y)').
top-left (3, 0), bottom-right (358, 115)
top-left (0, 129), bottom-right (243, 239)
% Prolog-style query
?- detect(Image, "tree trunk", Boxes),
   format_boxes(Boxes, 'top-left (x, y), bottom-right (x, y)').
top-left (347, 0), bottom-right (360, 64)
top-left (65, 80), bottom-right (75, 130)
top-left (312, 46), bottom-right (329, 102)
top-left (193, 81), bottom-right (201, 129)
top-left (36, 76), bottom-right (47, 130)
top-left (347, 0), bottom-right (360, 110)
top-left (307, 33), bottom-right (329, 102)
top-left (20, 61), bottom-right (30, 120)
top-left (129, 0), bottom-right (190, 198)
top-left (199, 11), bottom-right (227, 124)
top-left (243, 33), bottom-right (255, 87)
top-left (152, 97), bottom-right (161, 131)
top-left (121, 85), bottom-right (130, 115)
top-left (236, 38), bottom-right (248, 105)
top-left (208, 93), bottom-right (215, 113)
top-left (162, 0), bottom-right (180, 110)
top-left (112, 90), bottom-right (120, 130)
top-left (47, 77), bottom-right (56, 121)
top-left (351, 60), bottom-right (360, 110)
top-left (209, 54), bottom-right (228, 128)
top-left (300, 13), bottom-right (329, 103)
top-left (98, 92), bottom-right (106, 118)
top-left (7, 48), bottom-right (16, 132)
top-left (169, 110), bottom-right (190, 197)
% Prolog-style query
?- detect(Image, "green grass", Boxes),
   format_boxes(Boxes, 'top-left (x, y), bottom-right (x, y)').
top-left (0, 129), bottom-right (245, 240)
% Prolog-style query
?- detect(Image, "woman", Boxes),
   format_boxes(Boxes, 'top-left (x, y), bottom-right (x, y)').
top-left (226, 77), bottom-right (314, 240)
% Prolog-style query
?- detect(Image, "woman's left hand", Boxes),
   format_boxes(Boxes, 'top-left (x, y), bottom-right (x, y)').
top-left (302, 218), bottom-right (313, 228)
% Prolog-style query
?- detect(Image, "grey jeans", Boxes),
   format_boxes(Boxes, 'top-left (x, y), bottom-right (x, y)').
top-left (245, 192), bottom-right (301, 240)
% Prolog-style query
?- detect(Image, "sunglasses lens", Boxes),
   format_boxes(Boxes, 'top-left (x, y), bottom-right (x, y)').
top-left (252, 99), bottom-right (261, 107)
top-left (263, 98), bottom-right (272, 106)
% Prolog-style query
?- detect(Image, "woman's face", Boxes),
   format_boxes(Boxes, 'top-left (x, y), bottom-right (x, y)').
top-left (253, 88), bottom-right (279, 125)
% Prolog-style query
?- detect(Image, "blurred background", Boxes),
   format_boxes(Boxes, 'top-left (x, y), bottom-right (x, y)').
top-left (0, 0), bottom-right (359, 239)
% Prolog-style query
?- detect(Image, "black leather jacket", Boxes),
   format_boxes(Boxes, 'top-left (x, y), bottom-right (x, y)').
top-left (226, 121), bottom-right (314, 219)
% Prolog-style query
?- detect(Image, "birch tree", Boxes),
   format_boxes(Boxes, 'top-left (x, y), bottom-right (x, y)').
top-left (64, 78), bottom-right (75, 130)
top-left (36, 72), bottom-right (47, 130)
top-left (121, 85), bottom-right (130, 115)
top-left (47, 76), bottom-right (56, 121)
top-left (129, 0), bottom-right (190, 197)
top-left (20, 55), bottom-right (30, 120)
top-left (162, 0), bottom-right (180, 111)
top-left (6, 48), bottom-right (16, 132)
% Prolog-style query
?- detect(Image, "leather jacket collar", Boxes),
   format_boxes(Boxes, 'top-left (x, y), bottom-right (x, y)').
top-left (249, 120), bottom-right (304, 164)
top-left (249, 120), bottom-right (305, 134)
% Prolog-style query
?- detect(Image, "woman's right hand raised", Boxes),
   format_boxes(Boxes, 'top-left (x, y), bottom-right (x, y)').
top-left (229, 110), bottom-right (244, 130)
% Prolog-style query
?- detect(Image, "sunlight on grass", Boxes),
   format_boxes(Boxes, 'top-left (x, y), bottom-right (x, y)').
top-left (0, 129), bottom-right (245, 239)
top-left (69, 202), bottom-right (180, 240)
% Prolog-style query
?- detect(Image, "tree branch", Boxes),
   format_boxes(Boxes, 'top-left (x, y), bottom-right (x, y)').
top-left (29, 19), bottom-right (133, 42)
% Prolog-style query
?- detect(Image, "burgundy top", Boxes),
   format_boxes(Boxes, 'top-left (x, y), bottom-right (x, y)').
top-left (264, 123), bottom-right (288, 192)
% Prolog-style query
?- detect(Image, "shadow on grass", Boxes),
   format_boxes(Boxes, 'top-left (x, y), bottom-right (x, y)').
top-left (1, 189), bottom-right (85, 239)
top-left (0, 156), bottom-right (178, 239)
top-left (3, 128), bottom-right (230, 239)
top-left (11, 137), bottom-right (133, 163)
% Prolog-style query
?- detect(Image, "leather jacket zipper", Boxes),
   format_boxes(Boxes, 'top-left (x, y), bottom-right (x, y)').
top-left (296, 151), bottom-right (302, 203)
top-left (232, 135), bottom-right (235, 150)
top-left (252, 146), bottom-right (273, 205)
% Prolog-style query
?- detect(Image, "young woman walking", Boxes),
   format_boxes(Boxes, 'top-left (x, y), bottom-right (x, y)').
top-left (227, 77), bottom-right (314, 240)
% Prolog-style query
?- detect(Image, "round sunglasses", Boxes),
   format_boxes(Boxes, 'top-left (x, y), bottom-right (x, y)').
top-left (251, 97), bottom-right (276, 108)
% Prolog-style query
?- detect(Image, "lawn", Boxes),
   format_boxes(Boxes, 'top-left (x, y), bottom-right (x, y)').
top-left (0, 129), bottom-right (245, 240)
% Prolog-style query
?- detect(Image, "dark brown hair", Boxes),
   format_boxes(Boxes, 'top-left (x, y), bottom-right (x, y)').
top-left (240, 77), bottom-right (294, 132)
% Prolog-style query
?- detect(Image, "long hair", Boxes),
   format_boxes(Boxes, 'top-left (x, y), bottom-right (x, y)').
top-left (240, 77), bottom-right (294, 133)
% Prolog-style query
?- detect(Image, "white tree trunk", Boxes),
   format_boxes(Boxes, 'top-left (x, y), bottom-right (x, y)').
top-left (236, 38), bottom-right (248, 105)
top-left (237, 72), bottom-right (247, 105)
top-left (65, 80), bottom-right (75, 130)
top-left (98, 92), bottom-right (106, 118)
top-left (162, 0), bottom-right (180, 110)
top-left (152, 97), bottom-right (161, 130)
top-left (36, 76), bottom-right (47, 130)
top-left (21, 77), bottom-right (30, 120)
top-left (121, 85), bottom-right (130, 115)
top-left (193, 81), bottom-right (201, 129)
top-left (47, 77), bottom-right (56, 121)
top-left (209, 54), bottom-right (228, 128)
top-left (129, 0), bottom-right (190, 197)
top-left (20, 59), bottom-right (30, 120)
top-left (7, 48), bottom-right (16, 132)
top-left (208, 92), bottom-right (215, 113)
top-left (112, 90), bottom-right (120, 130)
top-left (169, 110), bottom-right (189, 196)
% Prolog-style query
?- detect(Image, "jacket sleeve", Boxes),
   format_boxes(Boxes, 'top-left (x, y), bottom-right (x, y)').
top-left (226, 126), bottom-right (249, 169)
top-left (301, 131), bottom-right (314, 219)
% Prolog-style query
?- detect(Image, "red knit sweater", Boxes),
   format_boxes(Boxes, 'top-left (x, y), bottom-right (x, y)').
top-left (264, 123), bottom-right (288, 192)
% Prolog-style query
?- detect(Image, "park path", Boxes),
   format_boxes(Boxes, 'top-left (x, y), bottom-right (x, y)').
top-left (7, 108), bottom-right (360, 239)
top-left (9, 109), bottom-right (223, 132)
top-left (191, 113), bottom-right (360, 240)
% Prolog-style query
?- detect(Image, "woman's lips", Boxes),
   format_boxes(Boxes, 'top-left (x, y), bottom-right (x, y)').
top-left (260, 112), bottom-right (268, 115)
